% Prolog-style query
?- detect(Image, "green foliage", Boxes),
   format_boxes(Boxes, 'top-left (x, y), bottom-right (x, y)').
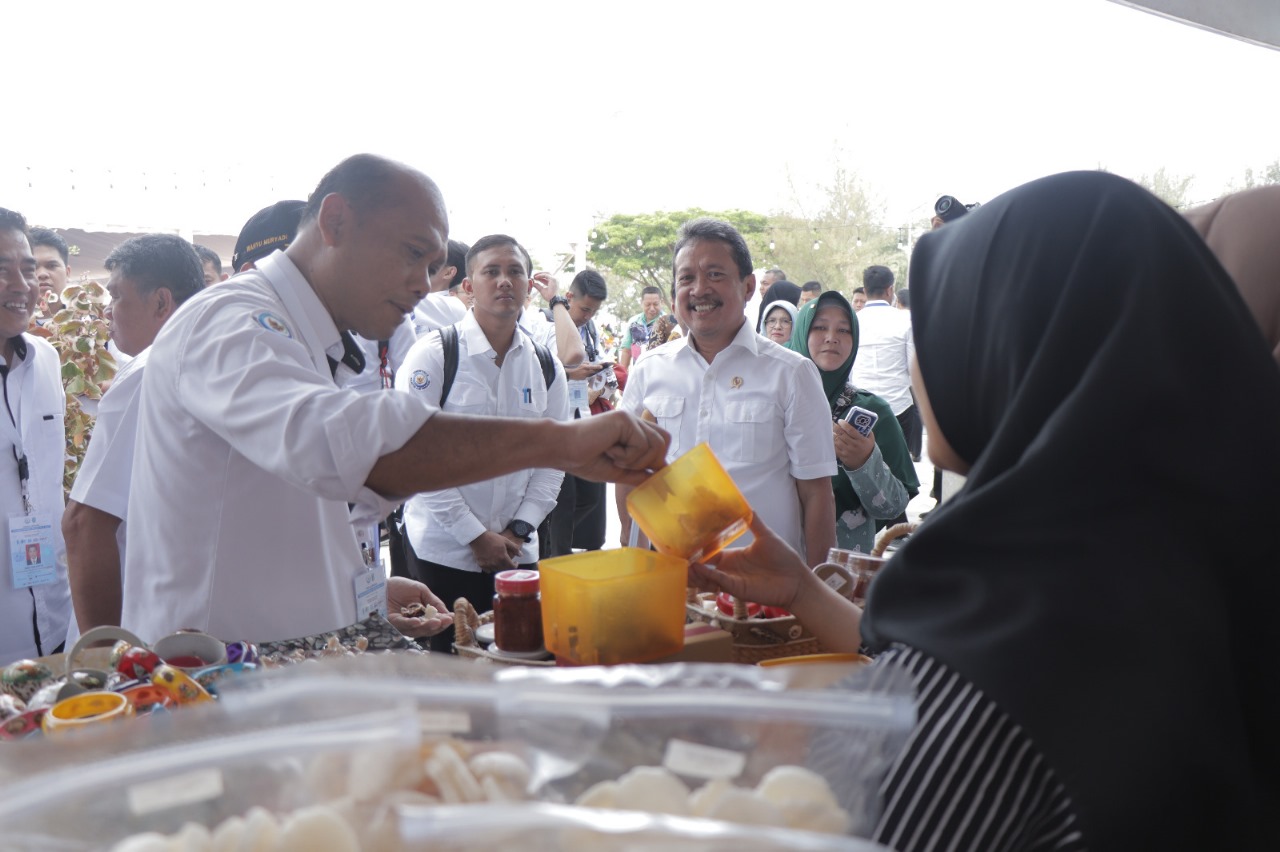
top-left (1228, 159), bottom-right (1280, 192)
top-left (27, 279), bottom-right (118, 495)
top-left (1134, 166), bottom-right (1195, 209)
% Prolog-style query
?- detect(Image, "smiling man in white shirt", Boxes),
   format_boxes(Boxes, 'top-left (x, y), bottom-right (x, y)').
top-left (616, 219), bottom-right (836, 565)
top-left (0, 209), bottom-right (70, 665)
top-left (398, 234), bottom-right (568, 651)
top-left (850, 265), bottom-right (919, 462)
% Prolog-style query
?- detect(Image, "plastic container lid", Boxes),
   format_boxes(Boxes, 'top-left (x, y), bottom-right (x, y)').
top-left (495, 569), bottom-right (540, 595)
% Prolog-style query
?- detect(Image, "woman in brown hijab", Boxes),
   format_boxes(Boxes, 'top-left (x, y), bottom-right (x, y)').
top-left (1185, 184), bottom-right (1280, 364)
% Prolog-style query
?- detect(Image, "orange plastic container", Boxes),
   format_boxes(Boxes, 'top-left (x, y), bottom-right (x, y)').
top-left (625, 443), bottom-right (752, 562)
top-left (539, 548), bottom-right (688, 665)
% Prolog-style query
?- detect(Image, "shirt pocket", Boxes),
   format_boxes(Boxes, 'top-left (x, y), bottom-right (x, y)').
top-left (721, 399), bottom-right (779, 464)
top-left (447, 383), bottom-right (491, 414)
top-left (517, 387), bottom-right (549, 416)
top-left (646, 395), bottom-right (685, 457)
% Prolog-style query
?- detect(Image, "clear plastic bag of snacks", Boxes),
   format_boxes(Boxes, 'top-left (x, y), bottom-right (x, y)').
top-left (492, 662), bottom-right (915, 837)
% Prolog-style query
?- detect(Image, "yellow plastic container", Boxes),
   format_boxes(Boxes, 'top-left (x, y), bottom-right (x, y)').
top-left (539, 548), bottom-right (688, 666)
top-left (625, 443), bottom-right (752, 562)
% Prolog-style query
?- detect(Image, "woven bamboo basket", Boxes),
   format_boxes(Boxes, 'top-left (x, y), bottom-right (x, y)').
top-left (685, 588), bottom-right (823, 664)
top-left (451, 598), bottom-right (555, 667)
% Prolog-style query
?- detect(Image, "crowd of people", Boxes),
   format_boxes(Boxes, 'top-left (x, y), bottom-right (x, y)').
top-left (1, 155), bottom-right (1277, 850)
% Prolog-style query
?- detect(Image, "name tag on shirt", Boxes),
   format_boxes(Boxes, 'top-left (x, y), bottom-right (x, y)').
top-left (353, 567), bottom-right (388, 621)
top-left (9, 512), bottom-right (57, 589)
top-left (568, 379), bottom-right (590, 418)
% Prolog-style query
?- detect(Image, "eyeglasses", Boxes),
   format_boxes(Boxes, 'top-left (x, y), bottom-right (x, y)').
top-left (765, 317), bottom-right (793, 328)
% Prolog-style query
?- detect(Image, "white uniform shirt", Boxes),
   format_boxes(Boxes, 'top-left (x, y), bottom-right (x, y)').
top-left (850, 301), bottom-right (915, 415)
top-left (344, 317), bottom-right (421, 562)
top-left (0, 335), bottom-right (70, 664)
top-left (67, 347), bottom-right (149, 638)
top-left (619, 320), bottom-right (836, 555)
top-left (346, 316), bottom-right (418, 395)
top-left (397, 312), bottom-right (568, 571)
top-left (519, 305), bottom-right (557, 352)
top-left (413, 291), bottom-right (467, 337)
top-left (120, 252), bottom-right (434, 644)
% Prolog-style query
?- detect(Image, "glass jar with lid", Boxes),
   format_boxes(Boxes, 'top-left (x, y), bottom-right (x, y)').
top-left (493, 569), bottom-right (543, 654)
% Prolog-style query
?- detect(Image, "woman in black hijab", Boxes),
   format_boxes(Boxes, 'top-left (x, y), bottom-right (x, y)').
top-left (755, 279), bottom-right (802, 333)
top-left (692, 171), bottom-right (1280, 850)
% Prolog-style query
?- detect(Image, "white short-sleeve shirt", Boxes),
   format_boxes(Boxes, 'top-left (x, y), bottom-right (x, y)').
top-left (413, 291), bottom-right (467, 337)
top-left (850, 301), bottom-right (915, 415)
top-left (519, 306), bottom-right (557, 352)
top-left (120, 252), bottom-right (435, 644)
top-left (397, 313), bottom-right (569, 571)
top-left (67, 346), bottom-right (150, 629)
top-left (619, 319), bottom-right (836, 555)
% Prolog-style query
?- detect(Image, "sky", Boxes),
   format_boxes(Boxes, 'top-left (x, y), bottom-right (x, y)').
top-left (3, 0), bottom-right (1278, 268)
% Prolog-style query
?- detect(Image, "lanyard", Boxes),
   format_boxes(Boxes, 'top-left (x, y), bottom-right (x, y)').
top-left (0, 366), bottom-right (32, 515)
top-left (378, 340), bottom-right (393, 390)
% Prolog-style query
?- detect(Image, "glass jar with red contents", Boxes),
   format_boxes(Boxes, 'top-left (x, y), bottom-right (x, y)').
top-left (493, 569), bottom-right (543, 654)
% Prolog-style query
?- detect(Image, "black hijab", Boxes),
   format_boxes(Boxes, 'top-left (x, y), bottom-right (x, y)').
top-left (863, 171), bottom-right (1280, 850)
top-left (756, 280), bottom-right (801, 332)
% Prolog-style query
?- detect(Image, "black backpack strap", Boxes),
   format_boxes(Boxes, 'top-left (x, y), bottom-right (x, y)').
top-left (439, 325), bottom-right (459, 408)
top-left (533, 340), bottom-right (556, 389)
top-left (515, 324), bottom-right (557, 390)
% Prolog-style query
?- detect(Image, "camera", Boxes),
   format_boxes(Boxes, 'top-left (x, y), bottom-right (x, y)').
top-left (934, 195), bottom-right (975, 223)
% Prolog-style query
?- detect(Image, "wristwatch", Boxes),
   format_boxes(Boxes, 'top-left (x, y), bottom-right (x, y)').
top-left (507, 520), bottom-right (535, 542)
top-left (548, 295), bottom-right (570, 312)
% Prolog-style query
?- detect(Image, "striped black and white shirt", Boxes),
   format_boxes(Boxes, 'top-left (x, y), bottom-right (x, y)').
top-left (870, 645), bottom-right (1087, 852)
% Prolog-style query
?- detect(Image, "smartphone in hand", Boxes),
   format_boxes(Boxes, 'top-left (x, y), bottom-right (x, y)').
top-left (842, 405), bottom-right (879, 437)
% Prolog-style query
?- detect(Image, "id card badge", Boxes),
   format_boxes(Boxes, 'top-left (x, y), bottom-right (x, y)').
top-left (10, 512), bottom-right (57, 589)
top-left (568, 379), bottom-right (590, 418)
top-left (353, 566), bottom-right (388, 621)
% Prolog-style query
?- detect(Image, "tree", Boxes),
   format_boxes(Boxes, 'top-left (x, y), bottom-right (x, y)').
top-left (760, 165), bottom-right (904, 295)
top-left (587, 208), bottom-right (769, 324)
top-left (1134, 167), bottom-right (1195, 209)
top-left (1227, 159), bottom-right (1280, 192)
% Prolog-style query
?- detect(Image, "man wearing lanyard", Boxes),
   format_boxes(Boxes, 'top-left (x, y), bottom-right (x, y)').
top-left (118, 155), bottom-right (668, 645)
top-left (0, 208), bottom-right (70, 665)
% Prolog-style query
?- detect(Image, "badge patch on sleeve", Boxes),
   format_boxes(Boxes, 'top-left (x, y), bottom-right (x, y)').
top-left (255, 311), bottom-right (293, 338)
top-left (409, 369), bottom-right (431, 390)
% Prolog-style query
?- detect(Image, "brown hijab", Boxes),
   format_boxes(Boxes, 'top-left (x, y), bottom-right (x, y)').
top-left (1185, 185), bottom-right (1280, 364)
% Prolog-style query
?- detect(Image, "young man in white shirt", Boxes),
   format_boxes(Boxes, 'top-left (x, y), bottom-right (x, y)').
top-left (0, 209), bottom-right (70, 664)
top-left (850, 265), bottom-right (920, 462)
top-left (617, 219), bottom-right (836, 566)
top-left (63, 235), bottom-right (206, 634)
top-left (398, 234), bottom-right (569, 651)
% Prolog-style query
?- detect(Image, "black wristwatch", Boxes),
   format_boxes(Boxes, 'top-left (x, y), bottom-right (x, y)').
top-left (507, 520), bottom-right (535, 542)
top-left (548, 295), bottom-right (570, 312)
